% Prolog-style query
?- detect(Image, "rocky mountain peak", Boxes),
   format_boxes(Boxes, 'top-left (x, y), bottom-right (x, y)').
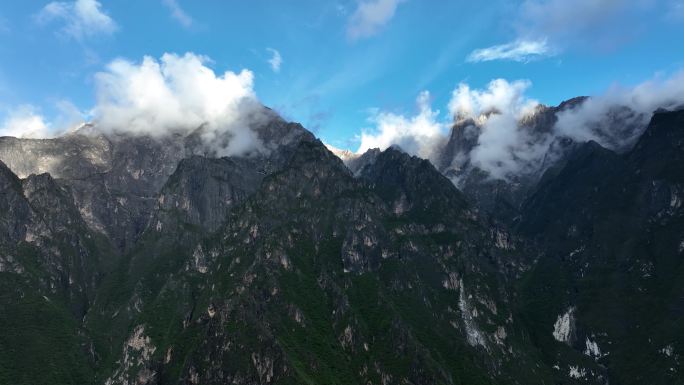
top-left (1, 101), bottom-right (683, 385)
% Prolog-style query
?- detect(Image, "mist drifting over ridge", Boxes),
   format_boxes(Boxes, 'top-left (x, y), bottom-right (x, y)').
top-left (356, 71), bottom-right (684, 181)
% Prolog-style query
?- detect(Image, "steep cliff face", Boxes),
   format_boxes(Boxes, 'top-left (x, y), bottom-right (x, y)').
top-left (0, 133), bottom-right (187, 251)
top-left (516, 109), bottom-right (684, 384)
top-left (435, 102), bottom-right (571, 219)
top-left (434, 96), bottom-right (649, 223)
top-left (0, 109), bottom-right (312, 252)
top-left (0, 159), bottom-right (115, 385)
top-left (154, 156), bottom-right (265, 232)
top-left (0, 160), bottom-right (31, 247)
top-left (0, 161), bottom-right (113, 313)
top-left (87, 136), bottom-right (550, 385)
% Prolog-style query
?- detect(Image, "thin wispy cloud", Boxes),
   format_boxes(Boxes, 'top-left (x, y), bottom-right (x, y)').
top-left (469, 0), bottom-right (658, 63)
top-left (347, 0), bottom-right (405, 41)
top-left (36, 0), bottom-right (117, 41)
top-left (266, 48), bottom-right (282, 73)
top-left (162, 0), bottom-right (193, 28)
top-left (467, 39), bottom-right (552, 63)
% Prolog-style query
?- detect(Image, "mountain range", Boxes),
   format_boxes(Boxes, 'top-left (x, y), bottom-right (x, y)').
top-left (0, 97), bottom-right (683, 385)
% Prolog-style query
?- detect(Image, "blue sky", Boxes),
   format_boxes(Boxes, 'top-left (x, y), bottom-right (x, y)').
top-left (0, 0), bottom-right (683, 150)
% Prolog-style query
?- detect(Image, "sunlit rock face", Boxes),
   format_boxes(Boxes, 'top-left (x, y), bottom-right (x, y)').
top-left (0, 107), bottom-right (312, 251)
top-left (0, 133), bottom-right (187, 251)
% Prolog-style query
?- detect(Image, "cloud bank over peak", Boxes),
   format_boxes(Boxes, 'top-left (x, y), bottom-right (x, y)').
top-left (555, 71), bottom-right (684, 148)
top-left (36, 0), bottom-right (117, 40)
top-left (448, 79), bottom-right (544, 179)
top-left (356, 91), bottom-right (446, 161)
top-left (347, 0), bottom-right (405, 41)
top-left (354, 71), bottom-right (684, 181)
top-left (1, 52), bottom-right (268, 157)
top-left (354, 80), bottom-right (544, 178)
top-left (449, 79), bottom-right (540, 122)
top-left (93, 52), bottom-right (264, 156)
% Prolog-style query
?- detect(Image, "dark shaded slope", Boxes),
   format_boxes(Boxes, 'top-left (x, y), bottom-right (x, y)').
top-left (356, 146), bottom-right (470, 222)
top-left (0, 161), bottom-right (116, 385)
top-left (517, 109), bottom-right (684, 384)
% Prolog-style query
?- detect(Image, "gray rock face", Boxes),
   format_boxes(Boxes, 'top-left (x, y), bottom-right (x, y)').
top-left (0, 133), bottom-right (187, 251)
top-left (155, 156), bottom-right (266, 232)
top-left (0, 108), bottom-right (313, 251)
top-left (0, 134), bottom-right (113, 180)
top-left (0, 160), bottom-right (31, 246)
top-left (151, 117), bottom-right (315, 234)
top-left (0, 160), bottom-right (111, 320)
top-left (0, 109), bottom-right (324, 385)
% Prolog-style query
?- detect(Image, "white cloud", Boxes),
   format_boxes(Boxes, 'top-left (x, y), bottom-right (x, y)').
top-left (354, 71), bottom-right (684, 181)
top-left (347, 0), bottom-right (404, 40)
top-left (36, 0), bottom-right (117, 40)
top-left (448, 79), bottom-right (539, 122)
top-left (0, 106), bottom-right (52, 139)
top-left (0, 52), bottom-right (269, 156)
top-left (467, 39), bottom-right (553, 63)
top-left (356, 91), bottom-right (446, 161)
top-left (354, 81), bottom-right (543, 178)
top-left (448, 79), bottom-right (543, 179)
top-left (266, 48), bottom-right (282, 73)
top-left (93, 52), bottom-right (264, 156)
top-left (162, 0), bottom-right (193, 28)
top-left (445, 72), bottom-right (684, 180)
top-left (555, 71), bottom-right (684, 149)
